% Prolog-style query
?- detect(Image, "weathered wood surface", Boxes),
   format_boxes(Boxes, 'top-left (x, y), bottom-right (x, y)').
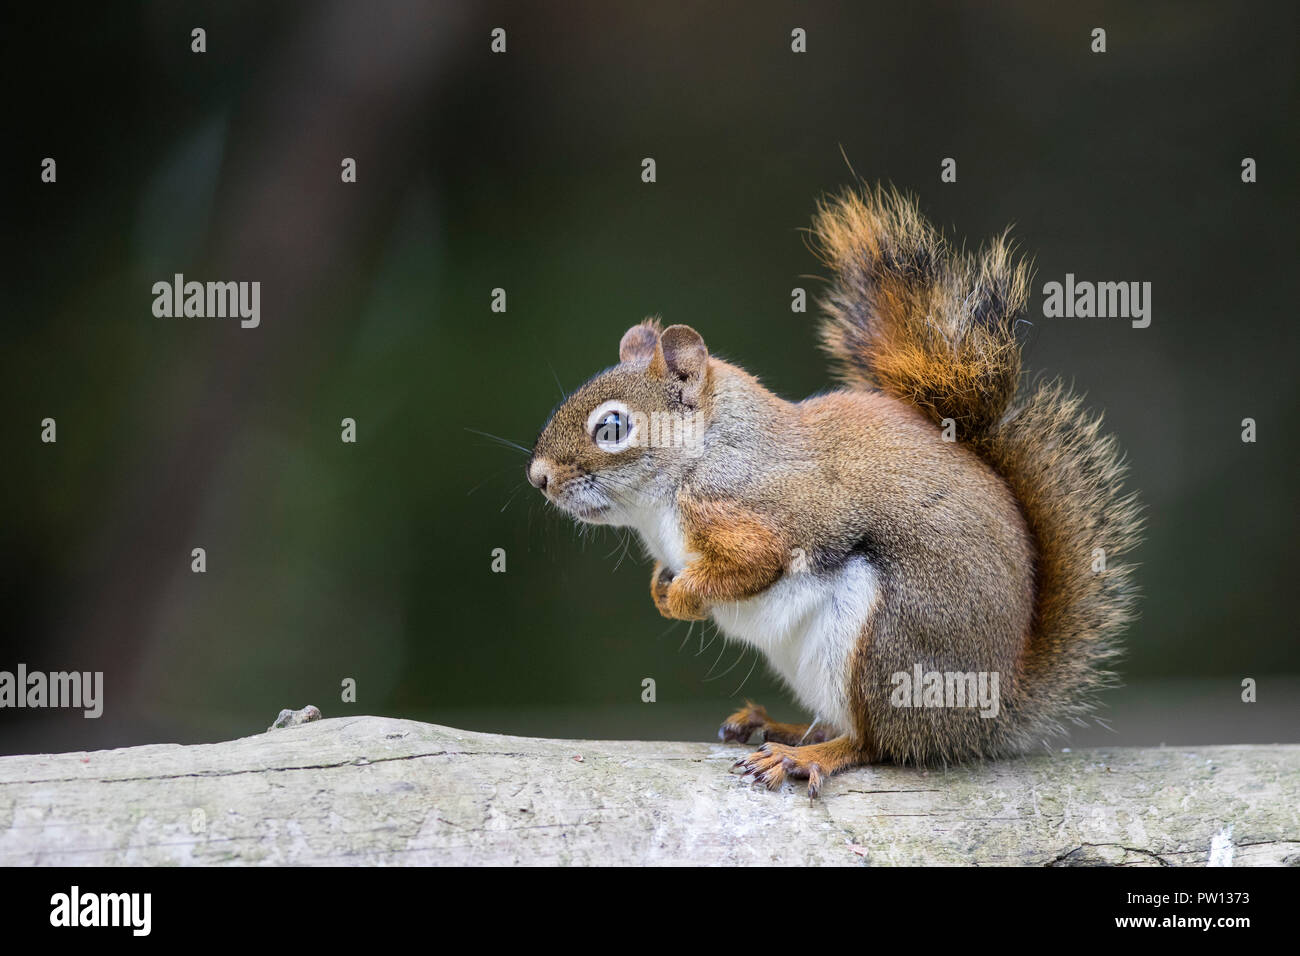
top-left (0, 716), bottom-right (1296, 865)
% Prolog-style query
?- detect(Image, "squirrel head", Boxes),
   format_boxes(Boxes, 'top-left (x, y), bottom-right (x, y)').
top-left (527, 318), bottom-right (712, 524)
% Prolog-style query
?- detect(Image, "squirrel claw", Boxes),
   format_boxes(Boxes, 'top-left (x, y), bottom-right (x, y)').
top-left (719, 721), bottom-right (760, 744)
top-left (717, 701), bottom-right (770, 744)
top-left (734, 740), bottom-right (840, 799)
top-left (734, 742), bottom-right (794, 791)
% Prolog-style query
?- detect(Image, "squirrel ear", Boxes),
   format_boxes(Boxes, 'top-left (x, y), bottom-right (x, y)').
top-left (619, 320), bottom-right (661, 367)
top-left (660, 324), bottom-right (709, 406)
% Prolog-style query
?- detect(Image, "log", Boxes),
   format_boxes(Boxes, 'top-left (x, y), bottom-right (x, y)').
top-left (0, 715), bottom-right (1295, 866)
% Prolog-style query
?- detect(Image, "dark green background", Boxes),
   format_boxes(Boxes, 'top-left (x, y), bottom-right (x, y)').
top-left (4, 1), bottom-right (1297, 755)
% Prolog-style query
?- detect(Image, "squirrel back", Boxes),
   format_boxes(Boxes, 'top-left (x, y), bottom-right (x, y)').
top-left (812, 186), bottom-right (1143, 749)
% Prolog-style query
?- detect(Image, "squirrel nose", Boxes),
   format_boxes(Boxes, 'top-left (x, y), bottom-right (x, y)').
top-left (527, 458), bottom-right (552, 493)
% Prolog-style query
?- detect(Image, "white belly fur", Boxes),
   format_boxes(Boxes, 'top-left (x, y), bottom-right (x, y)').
top-left (628, 504), bottom-right (694, 572)
top-left (623, 499), bottom-right (878, 735)
top-left (710, 558), bottom-right (878, 735)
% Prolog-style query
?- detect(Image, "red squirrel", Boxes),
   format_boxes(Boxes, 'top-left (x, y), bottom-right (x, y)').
top-left (526, 186), bottom-right (1141, 797)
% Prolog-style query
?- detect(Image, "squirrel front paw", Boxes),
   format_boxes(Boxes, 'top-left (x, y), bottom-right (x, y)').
top-left (651, 563), bottom-right (708, 621)
top-left (666, 574), bottom-right (709, 620)
top-left (650, 563), bottom-right (676, 617)
top-left (718, 701), bottom-right (772, 743)
top-left (719, 702), bottom-right (838, 746)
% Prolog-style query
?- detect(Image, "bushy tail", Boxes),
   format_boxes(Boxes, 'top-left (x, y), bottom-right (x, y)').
top-left (811, 186), bottom-right (1143, 741)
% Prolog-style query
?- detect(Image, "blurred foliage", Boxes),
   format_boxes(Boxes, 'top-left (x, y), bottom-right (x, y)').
top-left (2, 1), bottom-right (1297, 753)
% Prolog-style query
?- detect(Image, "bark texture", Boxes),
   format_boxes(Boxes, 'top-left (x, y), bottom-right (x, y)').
top-left (1, 716), bottom-right (1296, 866)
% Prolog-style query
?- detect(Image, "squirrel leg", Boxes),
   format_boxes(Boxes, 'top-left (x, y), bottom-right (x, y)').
top-left (718, 701), bottom-right (837, 745)
top-left (734, 735), bottom-right (872, 799)
top-left (662, 497), bottom-right (788, 620)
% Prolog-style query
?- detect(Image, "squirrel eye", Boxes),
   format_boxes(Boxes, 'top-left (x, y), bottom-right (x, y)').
top-left (592, 411), bottom-right (628, 448)
top-left (587, 400), bottom-right (637, 452)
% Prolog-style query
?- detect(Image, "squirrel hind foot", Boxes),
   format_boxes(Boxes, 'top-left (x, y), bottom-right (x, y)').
top-left (733, 736), bottom-right (871, 799)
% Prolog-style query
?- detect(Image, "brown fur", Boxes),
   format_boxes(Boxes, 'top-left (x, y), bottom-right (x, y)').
top-left (528, 185), bottom-right (1141, 790)
top-left (811, 185), bottom-right (1028, 436)
top-left (810, 186), bottom-right (1142, 758)
top-left (719, 701), bottom-right (837, 746)
top-left (734, 736), bottom-right (872, 799)
top-left (666, 496), bottom-right (787, 618)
